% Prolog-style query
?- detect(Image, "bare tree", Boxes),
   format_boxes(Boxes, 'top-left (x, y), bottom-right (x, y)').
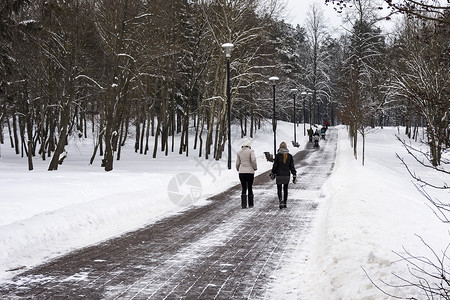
top-left (325, 0), bottom-right (449, 24)
top-left (1, 0), bottom-right (293, 171)
top-left (197, 0), bottom-right (284, 160)
top-left (389, 16), bottom-right (449, 166)
top-left (304, 2), bottom-right (333, 127)
top-left (337, 0), bottom-right (386, 161)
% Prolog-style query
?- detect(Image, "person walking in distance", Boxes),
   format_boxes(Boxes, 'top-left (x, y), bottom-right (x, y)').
top-left (236, 139), bottom-right (257, 208)
top-left (313, 128), bottom-right (320, 147)
top-left (270, 142), bottom-right (297, 209)
top-left (307, 127), bottom-right (314, 143)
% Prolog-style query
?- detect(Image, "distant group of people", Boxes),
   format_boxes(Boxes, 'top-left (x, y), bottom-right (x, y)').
top-left (235, 120), bottom-right (330, 210)
top-left (307, 120), bottom-right (329, 147)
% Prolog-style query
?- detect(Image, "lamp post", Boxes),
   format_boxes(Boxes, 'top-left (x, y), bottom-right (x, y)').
top-left (222, 43), bottom-right (233, 170)
top-left (301, 91), bottom-right (307, 136)
top-left (291, 88), bottom-right (298, 146)
top-left (308, 92), bottom-right (312, 129)
top-left (269, 76), bottom-right (279, 157)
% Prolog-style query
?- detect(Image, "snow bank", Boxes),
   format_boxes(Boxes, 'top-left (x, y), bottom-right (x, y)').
top-left (302, 126), bottom-right (449, 299)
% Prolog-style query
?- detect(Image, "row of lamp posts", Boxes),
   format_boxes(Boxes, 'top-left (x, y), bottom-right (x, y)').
top-left (301, 91), bottom-right (313, 137)
top-left (222, 42), bottom-right (313, 167)
top-left (269, 79), bottom-right (312, 159)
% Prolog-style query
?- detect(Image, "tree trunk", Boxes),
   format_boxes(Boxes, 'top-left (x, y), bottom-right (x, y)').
top-left (144, 113), bottom-right (151, 155)
top-left (12, 114), bottom-right (20, 154)
top-left (198, 106), bottom-right (206, 158)
top-left (26, 100), bottom-right (34, 171)
top-left (184, 101), bottom-right (189, 157)
top-left (194, 111), bottom-right (201, 150)
top-left (89, 135), bottom-right (100, 165)
top-left (48, 106), bottom-right (70, 171)
top-left (362, 130), bottom-right (365, 166)
top-left (152, 118), bottom-right (161, 158)
top-left (117, 119), bottom-right (125, 160)
top-left (205, 99), bottom-right (216, 160)
top-left (103, 129), bottom-right (114, 171)
top-left (0, 117), bottom-right (4, 145)
top-left (171, 94), bottom-right (175, 153)
top-left (135, 117), bottom-right (140, 153)
top-left (140, 117), bottom-right (145, 154)
top-left (250, 106), bottom-right (254, 138)
top-left (7, 118), bottom-right (14, 149)
top-left (99, 118), bottom-right (104, 156)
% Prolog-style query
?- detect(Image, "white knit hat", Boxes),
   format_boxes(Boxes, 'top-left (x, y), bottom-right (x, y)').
top-left (242, 138), bottom-right (252, 147)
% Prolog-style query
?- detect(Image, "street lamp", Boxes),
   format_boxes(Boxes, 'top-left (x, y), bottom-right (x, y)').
top-left (291, 88), bottom-right (299, 147)
top-left (222, 43), bottom-right (233, 170)
top-left (269, 76), bottom-right (279, 157)
top-left (301, 91), bottom-right (312, 136)
top-left (308, 91), bottom-right (313, 129)
top-left (301, 91), bottom-right (307, 136)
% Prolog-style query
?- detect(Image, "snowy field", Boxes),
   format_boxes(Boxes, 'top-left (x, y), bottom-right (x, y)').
top-left (0, 122), bottom-right (448, 299)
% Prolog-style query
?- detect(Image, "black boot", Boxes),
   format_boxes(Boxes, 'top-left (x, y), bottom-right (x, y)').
top-left (248, 194), bottom-right (254, 208)
top-left (279, 198), bottom-right (283, 209)
top-left (283, 192), bottom-right (288, 208)
top-left (241, 195), bottom-right (247, 208)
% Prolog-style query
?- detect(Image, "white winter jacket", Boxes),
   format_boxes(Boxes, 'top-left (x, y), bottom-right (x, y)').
top-left (236, 146), bottom-right (257, 174)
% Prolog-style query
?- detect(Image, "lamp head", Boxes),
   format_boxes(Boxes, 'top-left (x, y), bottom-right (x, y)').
top-left (269, 76), bottom-right (279, 85)
top-left (222, 43), bottom-right (234, 58)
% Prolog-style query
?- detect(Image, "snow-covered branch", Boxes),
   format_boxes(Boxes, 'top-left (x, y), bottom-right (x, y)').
top-left (75, 75), bottom-right (105, 90)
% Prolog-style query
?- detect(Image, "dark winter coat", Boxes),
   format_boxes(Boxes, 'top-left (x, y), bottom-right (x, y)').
top-left (271, 148), bottom-right (296, 185)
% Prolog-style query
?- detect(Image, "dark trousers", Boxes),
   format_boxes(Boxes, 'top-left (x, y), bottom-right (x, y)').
top-left (239, 173), bottom-right (254, 195)
top-left (277, 184), bottom-right (289, 201)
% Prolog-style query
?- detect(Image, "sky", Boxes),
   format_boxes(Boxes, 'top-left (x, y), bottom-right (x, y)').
top-left (0, 120), bottom-right (448, 298)
top-left (283, 0), bottom-right (400, 35)
top-left (283, 0), bottom-right (344, 30)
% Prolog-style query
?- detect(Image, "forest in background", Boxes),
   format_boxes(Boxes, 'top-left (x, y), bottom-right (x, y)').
top-left (0, 0), bottom-right (448, 171)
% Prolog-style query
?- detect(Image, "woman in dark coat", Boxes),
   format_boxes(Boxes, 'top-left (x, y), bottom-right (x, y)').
top-left (271, 142), bottom-right (297, 209)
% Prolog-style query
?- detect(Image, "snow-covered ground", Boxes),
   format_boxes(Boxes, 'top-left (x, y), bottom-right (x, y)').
top-left (0, 122), bottom-right (448, 299)
top-left (300, 127), bottom-right (449, 299)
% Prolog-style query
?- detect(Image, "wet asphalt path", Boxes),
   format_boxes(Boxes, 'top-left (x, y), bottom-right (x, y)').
top-left (0, 128), bottom-right (337, 299)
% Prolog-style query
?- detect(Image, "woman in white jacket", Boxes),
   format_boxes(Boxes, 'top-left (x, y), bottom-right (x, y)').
top-left (236, 139), bottom-right (257, 208)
